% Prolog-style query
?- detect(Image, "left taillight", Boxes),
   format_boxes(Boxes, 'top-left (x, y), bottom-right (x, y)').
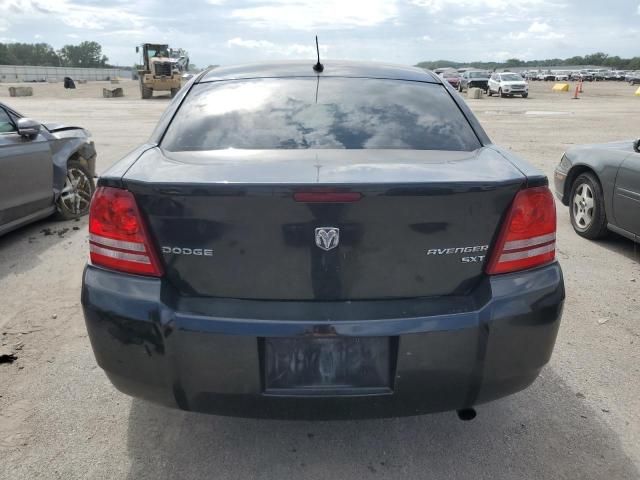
top-left (88, 186), bottom-right (163, 277)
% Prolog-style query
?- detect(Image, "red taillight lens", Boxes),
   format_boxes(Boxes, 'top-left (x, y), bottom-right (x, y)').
top-left (88, 186), bottom-right (163, 277)
top-left (486, 186), bottom-right (556, 275)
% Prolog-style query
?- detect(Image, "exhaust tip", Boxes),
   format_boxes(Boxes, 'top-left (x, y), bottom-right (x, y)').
top-left (457, 408), bottom-right (477, 421)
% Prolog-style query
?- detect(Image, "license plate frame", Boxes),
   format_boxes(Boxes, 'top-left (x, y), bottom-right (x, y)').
top-left (263, 336), bottom-right (392, 395)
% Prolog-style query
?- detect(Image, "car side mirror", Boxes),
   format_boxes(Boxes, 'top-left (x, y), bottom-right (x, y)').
top-left (17, 118), bottom-right (41, 138)
top-left (634, 139), bottom-right (640, 153)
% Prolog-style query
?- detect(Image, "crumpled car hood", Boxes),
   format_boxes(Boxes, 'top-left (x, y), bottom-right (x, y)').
top-left (43, 122), bottom-right (91, 139)
top-left (44, 122), bottom-right (84, 133)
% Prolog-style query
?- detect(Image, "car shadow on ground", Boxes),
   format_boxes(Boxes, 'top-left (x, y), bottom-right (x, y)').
top-left (125, 368), bottom-right (638, 480)
top-left (0, 216), bottom-right (86, 282)
top-left (596, 233), bottom-right (639, 263)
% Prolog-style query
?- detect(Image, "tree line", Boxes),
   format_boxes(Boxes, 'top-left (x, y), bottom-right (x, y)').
top-left (416, 52), bottom-right (640, 71)
top-left (0, 41), bottom-right (110, 68)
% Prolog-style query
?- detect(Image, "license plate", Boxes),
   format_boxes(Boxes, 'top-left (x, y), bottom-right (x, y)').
top-left (264, 336), bottom-right (390, 393)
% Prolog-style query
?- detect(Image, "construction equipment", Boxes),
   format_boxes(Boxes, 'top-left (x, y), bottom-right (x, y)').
top-left (136, 44), bottom-right (189, 99)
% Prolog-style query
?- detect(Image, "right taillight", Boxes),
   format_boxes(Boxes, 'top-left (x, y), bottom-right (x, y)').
top-left (486, 186), bottom-right (556, 275)
top-left (88, 186), bottom-right (163, 277)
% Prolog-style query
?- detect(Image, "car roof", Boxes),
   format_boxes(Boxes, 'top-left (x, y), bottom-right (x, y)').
top-left (198, 60), bottom-right (442, 84)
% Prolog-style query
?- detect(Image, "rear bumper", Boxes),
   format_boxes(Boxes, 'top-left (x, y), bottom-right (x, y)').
top-left (468, 81), bottom-right (489, 90)
top-left (81, 263), bottom-right (564, 419)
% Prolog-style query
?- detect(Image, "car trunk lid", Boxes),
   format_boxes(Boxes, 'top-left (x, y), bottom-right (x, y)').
top-left (123, 147), bottom-right (525, 300)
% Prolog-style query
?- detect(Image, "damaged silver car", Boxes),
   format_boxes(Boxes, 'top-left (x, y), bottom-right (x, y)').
top-left (0, 102), bottom-right (96, 236)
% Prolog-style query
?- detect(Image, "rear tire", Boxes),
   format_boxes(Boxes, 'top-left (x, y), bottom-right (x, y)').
top-left (55, 158), bottom-right (95, 220)
top-left (569, 172), bottom-right (608, 239)
top-left (141, 85), bottom-right (152, 99)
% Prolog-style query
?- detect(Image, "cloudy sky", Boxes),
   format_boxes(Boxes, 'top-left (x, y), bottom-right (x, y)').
top-left (1, 0), bottom-right (639, 67)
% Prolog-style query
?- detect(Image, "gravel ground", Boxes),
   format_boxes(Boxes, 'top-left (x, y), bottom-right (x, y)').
top-left (0, 79), bottom-right (638, 480)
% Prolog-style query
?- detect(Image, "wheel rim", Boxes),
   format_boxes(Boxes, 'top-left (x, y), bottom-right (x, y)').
top-left (59, 167), bottom-right (92, 215)
top-left (572, 182), bottom-right (595, 231)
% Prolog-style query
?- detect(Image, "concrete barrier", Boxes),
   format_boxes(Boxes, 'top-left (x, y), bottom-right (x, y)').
top-left (467, 87), bottom-right (483, 99)
top-left (552, 83), bottom-right (569, 92)
top-left (110, 79), bottom-right (120, 84)
top-left (8, 86), bottom-right (33, 97)
top-left (102, 87), bottom-right (123, 98)
top-left (77, 79), bottom-right (88, 84)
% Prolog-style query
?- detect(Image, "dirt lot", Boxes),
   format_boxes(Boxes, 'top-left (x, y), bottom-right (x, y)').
top-left (0, 79), bottom-right (639, 479)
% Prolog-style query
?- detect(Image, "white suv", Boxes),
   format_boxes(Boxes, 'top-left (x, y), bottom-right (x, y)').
top-left (488, 72), bottom-right (529, 98)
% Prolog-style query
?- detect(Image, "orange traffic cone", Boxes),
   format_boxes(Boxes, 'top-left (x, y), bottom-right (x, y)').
top-left (572, 83), bottom-right (580, 100)
top-left (578, 79), bottom-right (583, 93)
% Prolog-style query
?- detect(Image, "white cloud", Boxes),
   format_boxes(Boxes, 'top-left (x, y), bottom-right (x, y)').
top-left (0, 0), bottom-right (145, 32)
top-left (454, 16), bottom-right (486, 26)
top-left (507, 20), bottom-right (564, 42)
top-left (0, 0), bottom-right (636, 68)
top-left (230, 0), bottom-right (398, 29)
top-left (226, 37), bottom-right (328, 58)
top-left (414, 0), bottom-right (566, 12)
top-left (508, 32), bottom-right (528, 40)
top-left (411, 0), bottom-right (446, 12)
top-left (528, 21), bottom-right (551, 33)
top-left (227, 38), bottom-right (275, 49)
top-left (543, 31), bottom-right (565, 39)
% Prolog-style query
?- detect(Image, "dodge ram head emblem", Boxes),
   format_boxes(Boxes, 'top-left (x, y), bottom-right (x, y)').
top-left (315, 227), bottom-right (340, 251)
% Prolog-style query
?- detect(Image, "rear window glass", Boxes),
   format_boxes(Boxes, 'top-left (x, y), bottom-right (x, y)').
top-left (501, 74), bottom-right (523, 81)
top-left (161, 78), bottom-right (481, 152)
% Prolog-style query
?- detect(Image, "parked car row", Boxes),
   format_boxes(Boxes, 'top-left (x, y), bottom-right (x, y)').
top-left (438, 69), bottom-right (529, 98)
top-left (525, 69), bottom-right (639, 83)
top-left (627, 72), bottom-right (640, 85)
top-left (438, 69), bottom-right (492, 93)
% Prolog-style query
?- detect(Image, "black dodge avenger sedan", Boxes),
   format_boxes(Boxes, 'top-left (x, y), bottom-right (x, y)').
top-left (81, 61), bottom-right (564, 419)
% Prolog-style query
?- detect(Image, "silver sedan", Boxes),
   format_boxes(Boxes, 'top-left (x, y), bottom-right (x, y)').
top-left (0, 102), bottom-right (96, 236)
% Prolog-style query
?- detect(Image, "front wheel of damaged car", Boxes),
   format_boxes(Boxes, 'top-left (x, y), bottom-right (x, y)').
top-left (569, 172), bottom-right (608, 240)
top-left (56, 159), bottom-right (95, 220)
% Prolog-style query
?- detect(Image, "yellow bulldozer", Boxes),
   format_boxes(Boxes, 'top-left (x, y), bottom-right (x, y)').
top-left (136, 43), bottom-right (189, 99)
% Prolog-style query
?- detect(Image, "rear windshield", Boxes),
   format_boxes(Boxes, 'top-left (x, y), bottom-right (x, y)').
top-left (161, 78), bottom-right (481, 151)
top-left (501, 74), bottom-right (523, 81)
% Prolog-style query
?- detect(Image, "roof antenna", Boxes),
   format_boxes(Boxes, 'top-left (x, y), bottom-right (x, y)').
top-left (313, 35), bottom-right (324, 73)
